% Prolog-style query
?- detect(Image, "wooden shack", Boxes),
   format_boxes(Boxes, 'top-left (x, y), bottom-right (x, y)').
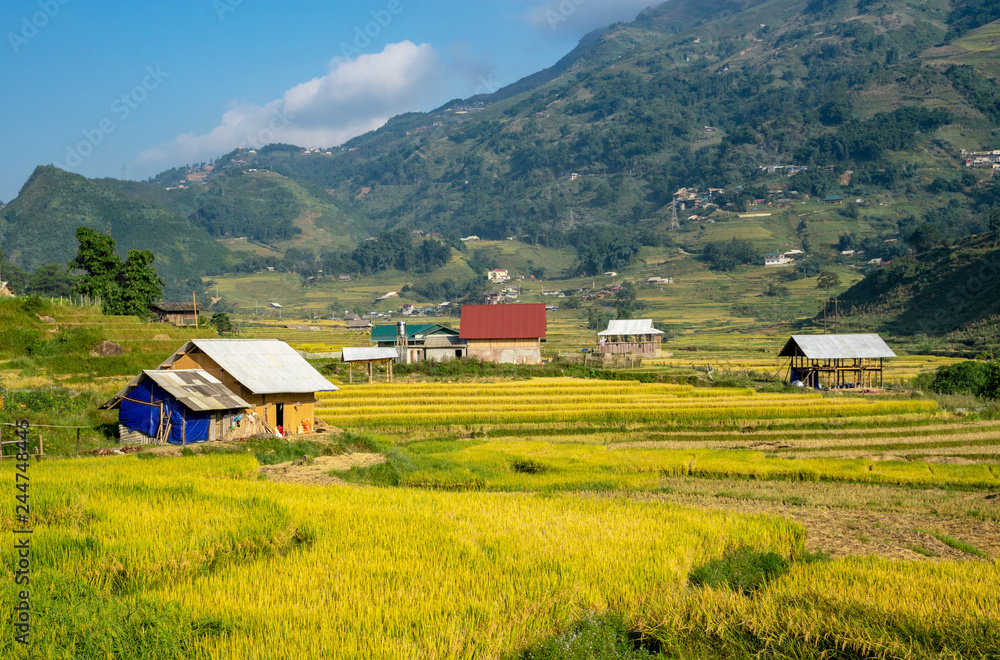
top-left (157, 339), bottom-right (337, 435)
top-left (460, 304), bottom-right (546, 364)
top-left (779, 334), bottom-right (896, 389)
top-left (151, 301), bottom-right (204, 326)
top-left (0, 281), bottom-right (14, 297)
top-left (598, 319), bottom-right (663, 357)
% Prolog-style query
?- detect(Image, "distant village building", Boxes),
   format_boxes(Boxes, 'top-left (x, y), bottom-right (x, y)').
top-left (764, 253), bottom-right (793, 267)
top-left (598, 319), bottom-right (664, 358)
top-left (822, 195), bottom-right (844, 204)
top-left (487, 268), bottom-right (510, 283)
top-left (646, 277), bottom-right (673, 285)
top-left (371, 322), bottom-right (465, 363)
top-left (150, 302), bottom-right (204, 326)
top-left (0, 281), bottom-right (15, 297)
top-left (779, 334), bottom-right (895, 389)
top-left (460, 303), bottom-right (546, 364)
top-left (347, 318), bottom-right (374, 330)
top-left (961, 149), bottom-right (1000, 168)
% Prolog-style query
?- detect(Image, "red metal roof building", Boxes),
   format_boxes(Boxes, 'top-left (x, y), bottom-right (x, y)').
top-left (460, 304), bottom-right (546, 364)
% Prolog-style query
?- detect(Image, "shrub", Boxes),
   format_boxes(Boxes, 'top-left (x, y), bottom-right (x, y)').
top-left (688, 546), bottom-right (790, 595)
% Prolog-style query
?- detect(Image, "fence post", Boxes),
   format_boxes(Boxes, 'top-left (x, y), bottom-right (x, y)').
top-left (76, 428), bottom-right (80, 457)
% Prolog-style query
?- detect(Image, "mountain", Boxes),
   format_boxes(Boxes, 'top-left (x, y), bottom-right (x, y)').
top-left (834, 234), bottom-right (1000, 352)
top-left (4, 0), bottom-right (1000, 290)
top-left (0, 166), bottom-right (233, 288)
top-left (200, 0), bottom-right (1000, 248)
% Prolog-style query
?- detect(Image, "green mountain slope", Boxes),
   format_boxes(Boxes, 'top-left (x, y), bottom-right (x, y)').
top-left (0, 166), bottom-right (233, 287)
top-left (835, 234), bottom-right (1000, 351)
top-left (170, 0), bottom-right (993, 254)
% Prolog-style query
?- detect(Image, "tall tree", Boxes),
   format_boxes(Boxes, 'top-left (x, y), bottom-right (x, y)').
top-left (69, 227), bottom-right (164, 318)
top-left (990, 208), bottom-right (1000, 243)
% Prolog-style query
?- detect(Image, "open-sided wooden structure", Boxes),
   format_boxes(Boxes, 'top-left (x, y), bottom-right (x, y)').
top-left (342, 347), bottom-right (398, 383)
top-left (598, 319), bottom-right (663, 357)
top-left (779, 334), bottom-right (896, 389)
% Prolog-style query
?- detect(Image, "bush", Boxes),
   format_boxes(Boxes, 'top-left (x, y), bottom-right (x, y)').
top-left (688, 546), bottom-right (789, 595)
top-left (928, 360), bottom-right (1000, 399)
top-left (519, 612), bottom-right (657, 660)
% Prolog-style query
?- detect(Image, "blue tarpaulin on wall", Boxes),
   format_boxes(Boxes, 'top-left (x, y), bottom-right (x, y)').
top-left (118, 378), bottom-right (213, 445)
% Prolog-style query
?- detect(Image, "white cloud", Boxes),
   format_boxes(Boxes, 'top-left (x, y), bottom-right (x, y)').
top-left (135, 41), bottom-right (442, 174)
top-left (524, 0), bottom-right (656, 33)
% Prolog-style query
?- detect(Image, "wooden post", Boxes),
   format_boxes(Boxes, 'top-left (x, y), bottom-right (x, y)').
top-left (38, 435), bottom-right (42, 460)
top-left (349, 363), bottom-right (353, 384)
top-left (76, 428), bottom-right (81, 456)
top-left (193, 292), bottom-right (199, 329)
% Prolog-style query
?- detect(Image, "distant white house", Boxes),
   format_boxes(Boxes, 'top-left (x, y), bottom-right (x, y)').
top-left (603, 271), bottom-right (618, 277)
top-left (460, 235), bottom-right (481, 242)
top-left (377, 291), bottom-right (399, 301)
top-left (487, 268), bottom-right (510, 283)
top-left (646, 277), bottom-right (673, 285)
top-left (764, 253), bottom-right (792, 267)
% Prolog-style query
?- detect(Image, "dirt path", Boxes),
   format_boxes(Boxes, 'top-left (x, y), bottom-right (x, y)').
top-left (259, 453), bottom-right (385, 486)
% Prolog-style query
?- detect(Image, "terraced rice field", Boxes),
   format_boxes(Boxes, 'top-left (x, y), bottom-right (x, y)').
top-left (318, 378), bottom-right (938, 428)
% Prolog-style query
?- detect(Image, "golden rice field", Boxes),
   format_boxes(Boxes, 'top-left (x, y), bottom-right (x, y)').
top-left (317, 378), bottom-right (939, 428)
top-left (0, 454), bottom-right (805, 659)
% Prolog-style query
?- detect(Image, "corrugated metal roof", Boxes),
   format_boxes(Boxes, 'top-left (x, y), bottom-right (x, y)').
top-left (599, 319), bottom-right (664, 336)
top-left (371, 323), bottom-right (459, 341)
top-left (101, 369), bottom-right (251, 411)
top-left (342, 347), bottom-right (398, 363)
top-left (144, 370), bottom-right (252, 410)
top-left (152, 302), bottom-right (205, 312)
top-left (162, 339), bottom-right (338, 395)
top-left (779, 334), bottom-right (896, 359)
top-left (459, 304), bottom-right (546, 340)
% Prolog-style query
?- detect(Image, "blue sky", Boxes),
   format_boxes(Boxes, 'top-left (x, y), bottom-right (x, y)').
top-left (0, 0), bottom-right (656, 201)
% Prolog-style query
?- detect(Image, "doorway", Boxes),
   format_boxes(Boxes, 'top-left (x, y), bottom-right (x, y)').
top-left (275, 403), bottom-right (285, 429)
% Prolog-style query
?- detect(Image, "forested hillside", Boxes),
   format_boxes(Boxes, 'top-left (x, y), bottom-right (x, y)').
top-left (0, 167), bottom-right (233, 291)
top-left (2, 0), bottom-right (1000, 313)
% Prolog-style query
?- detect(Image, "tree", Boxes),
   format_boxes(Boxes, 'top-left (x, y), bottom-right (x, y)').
top-left (70, 227), bottom-right (121, 300)
top-left (119, 250), bottom-right (165, 317)
top-left (990, 208), bottom-right (1000, 243)
top-left (816, 271), bottom-right (841, 294)
top-left (69, 227), bottom-right (164, 318)
top-left (210, 312), bottom-right (235, 334)
top-left (907, 223), bottom-right (942, 252)
top-left (28, 264), bottom-right (75, 297)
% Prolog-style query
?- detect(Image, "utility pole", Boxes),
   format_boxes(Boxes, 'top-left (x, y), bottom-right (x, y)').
top-left (193, 292), bottom-right (199, 329)
top-left (670, 198), bottom-right (679, 230)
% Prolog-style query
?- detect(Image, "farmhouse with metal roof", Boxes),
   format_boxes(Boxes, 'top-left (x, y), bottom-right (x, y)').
top-left (598, 319), bottom-right (664, 357)
top-left (156, 338), bottom-right (337, 435)
top-left (460, 304), bottom-right (546, 364)
top-left (779, 334), bottom-right (896, 389)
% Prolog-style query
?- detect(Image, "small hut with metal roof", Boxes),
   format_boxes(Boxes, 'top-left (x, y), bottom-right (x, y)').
top-left (102, 370), bottom-right (252, 445)
top-left (598, 319), bottom-right (664, 357)
top-left (156, 339), bottom-right (337, 435)
top-left (342, 346), bottom-right (398, 383)
top-left (779, 334), bottom-right (896, 389)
